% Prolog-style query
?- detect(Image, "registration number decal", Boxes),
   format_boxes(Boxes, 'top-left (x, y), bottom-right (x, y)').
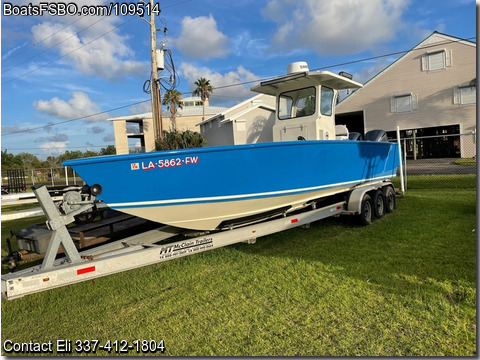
top-left (130, 156), bottom-right (199, 171)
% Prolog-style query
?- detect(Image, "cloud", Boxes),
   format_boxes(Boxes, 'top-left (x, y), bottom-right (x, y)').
top-left (180, 63), bottom-right (260, 104)
top-left (261, 0), bottom-right (409, 56)
top-left (34, 91), bottom-right (108, 122)
top-left (103, 134), bottom-right (115, 142)
top-left (39, 141), bottom-right (68, 155)
top-left (128, 101), bottom-right (152, 115)
top-left (30, 13), bottom-right (146, 81)
top-left (34, 123), bottom-right (69, 143)
top-left (172, 15), bottom-right (230, 60)
top-left (88, 126), bottom-right (105, 134)
top-left (1, 125), bottom-right (35, 134)
top-left (232, 31), bottom-right (268, 58)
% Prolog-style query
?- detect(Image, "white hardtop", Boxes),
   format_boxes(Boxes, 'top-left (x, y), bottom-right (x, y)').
top-left (251, 68), bottom-right (362, 96)
top-left (250, 62), bottom-right (363, 142)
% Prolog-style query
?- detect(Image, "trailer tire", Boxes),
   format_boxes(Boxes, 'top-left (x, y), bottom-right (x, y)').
top-left (358, 194), bottom-right (373, 226)
top-left (383, 186), bottom-right (396, 213)
top-left (373, 190), bottom-right (386, 218)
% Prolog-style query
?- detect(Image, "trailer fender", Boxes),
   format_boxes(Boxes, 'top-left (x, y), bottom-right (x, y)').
top-left (347, 185), bottom-right (377, 214)
top-left (347, 182), bottom-right (394, 215)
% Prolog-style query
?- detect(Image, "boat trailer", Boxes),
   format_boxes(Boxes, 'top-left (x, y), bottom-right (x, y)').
top-left (1, 182), bottom-right (396, 300)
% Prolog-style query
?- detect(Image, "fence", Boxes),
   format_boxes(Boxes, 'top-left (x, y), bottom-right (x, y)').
top-left (1, 133), bottom-right (476, 193)
top-left (1, 167), bottom-right (82, 192)
top-left (397, 132), bottom-right (476, 189)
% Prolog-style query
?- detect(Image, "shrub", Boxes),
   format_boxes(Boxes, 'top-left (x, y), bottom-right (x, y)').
top-left (155, 129), bottom-right (207, 150)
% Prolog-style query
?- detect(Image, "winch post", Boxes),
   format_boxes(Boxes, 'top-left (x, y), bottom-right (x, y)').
top-left (32, 185), bottom-right (92, 269)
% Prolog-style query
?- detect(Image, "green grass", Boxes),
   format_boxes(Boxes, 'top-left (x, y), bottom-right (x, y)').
top-left (455, 158), bottom-right (476, 166)
top-left (392, 174), bottom-right (476, 189)
top-left (1, 177), bottom-right (476, 356)
top-left (1, 203), bottom-right (41, 214)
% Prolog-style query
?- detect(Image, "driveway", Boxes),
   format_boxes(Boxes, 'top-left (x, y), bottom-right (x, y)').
top-left (404, 158), bottom-right (477, 175)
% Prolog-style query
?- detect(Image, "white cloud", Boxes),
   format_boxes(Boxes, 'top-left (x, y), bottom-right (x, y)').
top-left (128, 101), bottom-right (153, 115)
top-left (39, 141), bottom-right (68, 155)
top-left (262, 0), bottom-right (410, 55)
top-left (180, 63), bottom-right (260, 104)
top-left (30, 12), bottom-right (146, 81)
top-left (34, 91), bottom-right (108, 122)
top-left (173, 15), bottom-right (230, 60)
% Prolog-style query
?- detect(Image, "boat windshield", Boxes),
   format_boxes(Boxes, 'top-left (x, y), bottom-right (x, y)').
top-left (320, 86), bottom-right (334, 116)
top-left (278, 87), bottom-right (316, 120)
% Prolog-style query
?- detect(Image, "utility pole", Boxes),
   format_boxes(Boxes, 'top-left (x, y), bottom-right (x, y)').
top-left (149, 0), bottom-right (163, 142)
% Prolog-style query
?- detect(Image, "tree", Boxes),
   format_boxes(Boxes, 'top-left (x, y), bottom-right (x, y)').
top-left (192, 77), bottom-right (213, 121)
top-left (58, 150), bottom-right (84, 164)
top-left (1, 149), bottom-right (22, 169)
top-left (43, 155), bottom-right (60, 169)
top-left (100, 145), bottom-right (116, 156)
top-left (162, 89), bottom-right (184, 130)
top-left (17, 152), bottom-right (42, 169)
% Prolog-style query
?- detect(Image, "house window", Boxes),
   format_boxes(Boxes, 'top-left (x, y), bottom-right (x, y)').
top-left (454, 83), bottom-right (476, 105)
top-left (390, 93), bottom-right (418, 113)
top-left (421, 49), bottom-right (452, 72)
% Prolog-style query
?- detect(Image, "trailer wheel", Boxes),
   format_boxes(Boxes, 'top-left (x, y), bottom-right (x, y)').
top-left (373, 190), bottom-right (386, 218)
top-left (383, 186), bottom-right (396, 213)
top-left (358, 194), bottom-right (373, 226)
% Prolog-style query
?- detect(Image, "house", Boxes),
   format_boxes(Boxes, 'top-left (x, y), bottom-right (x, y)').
top-left (107, 96), bottom-right (228, 154)
top-left (336, 32), bottom-right (476, 158)
top-left (197, 93), bottom-right (276, 146)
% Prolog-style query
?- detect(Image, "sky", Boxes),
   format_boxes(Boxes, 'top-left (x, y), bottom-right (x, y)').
top-left (0, 0), bottom-right (477, 159)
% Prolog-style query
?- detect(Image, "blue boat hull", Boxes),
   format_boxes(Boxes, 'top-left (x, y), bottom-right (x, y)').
top-left (63, 140), bottom-right (400, 230)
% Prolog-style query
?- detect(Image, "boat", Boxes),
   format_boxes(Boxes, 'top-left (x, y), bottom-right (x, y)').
top-left (63, 62), bottom-right (400, 231)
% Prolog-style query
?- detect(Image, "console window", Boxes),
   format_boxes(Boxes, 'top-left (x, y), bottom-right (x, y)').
top-left (320, 87), bottom-right (334, 116)
top-left (278, 87), bottom-right (316, 120)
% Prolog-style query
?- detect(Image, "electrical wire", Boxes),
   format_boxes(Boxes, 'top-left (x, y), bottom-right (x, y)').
top-left (1, 99), bottom-right (151, 137)
top-left (2, 0), bottom-right (113, 65)
top-left (3, 35), bottom-right (475, 137)
top-left (159, 48), bottom-right (180, 91)
top-left (2, 16), bottom-right (108, 74)
top-left (2, 16), bottom-right (136, 85)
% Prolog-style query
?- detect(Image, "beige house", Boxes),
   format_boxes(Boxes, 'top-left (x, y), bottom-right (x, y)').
top-left (336, 32), bottom-right (476, 158)
top-left (107, 96), bottom-right (227, 154)
top-left (197, 93), bottom-right (276, 146)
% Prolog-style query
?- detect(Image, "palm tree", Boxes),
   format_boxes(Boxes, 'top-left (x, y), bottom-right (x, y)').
top-left (162, 89), bottom-right (184, 130)
top-left (192, 77), bottom-right (213, 121)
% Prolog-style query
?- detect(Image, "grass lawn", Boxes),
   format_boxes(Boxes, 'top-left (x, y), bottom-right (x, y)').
top-left (1, 177), bottom-right (476, 356)
top-left (455, 158), bottom-right (476, 166)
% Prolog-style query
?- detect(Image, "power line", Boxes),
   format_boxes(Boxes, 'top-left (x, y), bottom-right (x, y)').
top-left (2, 16), bottom-right (108, 74)
top-left (314, 36), bottom-right (477, 71)
top-left (2, 0), bottom-right (191, 74)
top-left (1, 145), bottom-right (115, 151)
top-left (1, 99), bottom-right (150, 136)
top-left (210, 35), bottom-right (477, 93)
top-left (3, 35), bottom-right (475, 136)
top-left (2, 0), bottom-right (113, 64)
top-left (2, 16), bottom-right (136, 85)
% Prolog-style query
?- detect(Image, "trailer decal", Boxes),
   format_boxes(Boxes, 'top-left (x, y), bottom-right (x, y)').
top-left (159, 238), bottom-right (213, 259)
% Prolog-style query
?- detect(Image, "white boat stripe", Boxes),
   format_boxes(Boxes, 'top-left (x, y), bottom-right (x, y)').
top-left (108, 175), bottom-right (394, 208)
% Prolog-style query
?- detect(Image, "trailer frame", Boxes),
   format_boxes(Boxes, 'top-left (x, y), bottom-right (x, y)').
top-left (1, 181), bottom-right (395, 300)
